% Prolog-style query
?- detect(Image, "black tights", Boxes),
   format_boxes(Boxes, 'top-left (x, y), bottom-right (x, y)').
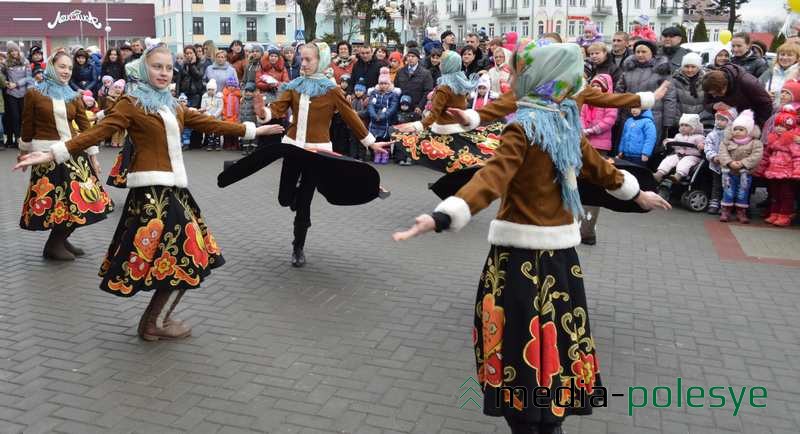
top-left (279, 158), bottom-right (319, 250)
top-left (504, 415), bottom-right (562, 434)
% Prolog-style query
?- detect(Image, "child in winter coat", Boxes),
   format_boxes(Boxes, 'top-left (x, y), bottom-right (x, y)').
top-left (103, 79), bottom-right (127, 148)
top-left (654, 113), bottom-right (706, 183)
top-left (97, 75), bottom-right (114, 108)
top-left (395, 95), bottom-right (421, 166)
top-left (238, 82), bottom-right (266, 155)
top-left (469, 75), bottom-right (497, 111)
top-left (703, 108), bottom-right (738, 214)
top-left (368, 68), bottom-right (400, 164)
top-left (718, 110), bottom-right (764, 223)
top-left (200, 80), bottom-right (224, 151)
top-left (617, 108), bottom-right (657, 164)
top-left (350, 81), bottom-right (370, 161)
top-left (178, 93), bottom-right (192, 149)
top-left (581, 74), bottom-right (618, 155)
top-left (630, 15), bottom-right (657, 41)
top-left (756, 107), bottom-right (800, 226)
top-left (222, 76), bottom-right (241, 150)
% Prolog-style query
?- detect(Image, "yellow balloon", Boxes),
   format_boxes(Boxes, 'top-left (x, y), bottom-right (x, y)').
top-left (719, 30), bottom-right (732, 45)
top-left (790, 0), bottom-right (800, 13)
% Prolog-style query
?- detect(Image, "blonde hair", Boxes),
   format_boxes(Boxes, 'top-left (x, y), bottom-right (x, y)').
top-left (587, 43), bottom-right (608, 54)
top-left (776, 42), bottom-right (800, 61)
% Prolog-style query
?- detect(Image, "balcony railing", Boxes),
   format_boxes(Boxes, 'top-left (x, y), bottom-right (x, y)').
top-left (591, 5), bottom-right (613, 16)
top-left (657, 6), bottom-right (676, 17)
top-left (491, 4), bottom-right (518, 18)
top-left (448, 9), bottom-right (466, 20)
top-left (238, 1), bottom-right (269, 14)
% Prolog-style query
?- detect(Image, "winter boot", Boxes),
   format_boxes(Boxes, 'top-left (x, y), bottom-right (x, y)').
top-left (772, 214), bottom-right (792, 227)
top-left (719, 206), bottom-right (733, 222)
top-left (139, 289), bottom-right (192, 341)
top-left (707, 199), bottom-right (720, 215)
top-left (43, 229), bottom-right (76, 261)
top-left (735, 207), bottom-right (749, 224)
top-left (291, 224), bottom-right (308, 268)
top-left (580, 206), bottom-right (599, 245)
top-left (63, 230), bottom-right (85, 256)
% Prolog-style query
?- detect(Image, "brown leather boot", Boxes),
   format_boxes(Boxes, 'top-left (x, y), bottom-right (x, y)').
top-left (139, 289), bottom-right (192, 341)
top-left (63, 236), bottom-right (85, 256)
top-left (137, 290), bottom-right (186, 337)
top-left (735, 207), bottom-right (749, 224)
top-left (719, 206), bottom-right (732, 222)
top-left (43, 229), bottom-right (76, 261)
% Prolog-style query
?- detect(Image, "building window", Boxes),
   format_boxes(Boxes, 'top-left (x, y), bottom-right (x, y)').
top-left (220, 0), bottom-right (230, 3)
top-left (276, 0), bottom-right (286, 5)
top-left (555, 0), bottom-right (562, 6)
top-left (458, 24), bottom-right (464, 41)
top-left (446, 1), bottom-right (452, 13)
top-left (523, 0), bottom-right (529, 7)
top-left (472, 24), bottom-right (477, 33)
top-left (220, 17), bottom-right (231, 35)
top-left (634, 0), bottom-right (640, 8)
top-left (539, 0), bottom-right (546, 6)
top-left (500, 24), bottom-right (506, 34)
top-left (473, 0), bottom-right (478, 10)
top-left (192, 0), bottom-right (202, 4)
top-left (713, 29), bottom-right (719, 41)
top-left (569, 0), bottom-right (575, 5)
top-left (522, 20), bottom-right (529, 37)
top-left (168, 18), bottom-right (171, 35)
top-left (537, 20), bottom-right (544, 36)
top-left (650, 0), bottom-right (656, 7)
top-left (192, 17), bottom-right (204, 35)
top-left (162, 19), bottom-right (166, 37)
top-left (580, 0), bottom-right (586, 5)
top-left (568, 20), bottom-right (575, 36)
top-left (596, 21), bottom-right (603, 34)
top-left (555, 20), bottom-right (562, 35)
top-left (578, 20), bottom-right (584, 35)
top-left (511, 24), bottom-right (516, 33)
top-left (489, 0), bottom-right (495, 9)
top-left (276, 17), bottom-right (286, 35)
top-left (488, 23), bottom-right (495, 37)
top-left (246, 18), bottom-right (257, 41)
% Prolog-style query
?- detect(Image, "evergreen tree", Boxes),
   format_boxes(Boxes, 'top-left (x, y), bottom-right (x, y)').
top-left (770, 32), bottom-right (786, 52)
top-left (692, 18), bottom-right (709, 42)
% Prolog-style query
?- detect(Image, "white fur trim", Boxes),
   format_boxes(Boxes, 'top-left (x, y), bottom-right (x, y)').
top-left (360, 132), bottom-right (376, 148)
top-left (465, 109), bottom-right (482, 131)
top-left (412, 121), bottom-right (424, 132)
top-left (243, 121), bottom-right (257, 140)
top-left (434, 196), bottom-right (472, 231)
top-left (19, 141), bottom-right (32, 152)
top-left (156, 107), bottom-right (188, 188)
top-left (127, 171), bottom-right (181, 188)
top-left (606, 170), bottom-right (640, 201)
top-left (30, 139), bottom-right (61, 152)
top-left (281, 135), bottom-right (333, 151)
top-left (488, 219), bottom-right (582, 250)
top-left (96, 110), bottom-right (106, 121)
top-left (263, 107), bottom-right (272, 123)
top-left (637, 92), bottom-right (655, 110)
top-left (85, 145), bottom-right (100, 156)
top-left (50, 141), bottom-right (71, 164)
top-left (296, 94), bottom-right (311, 145)
top-left (431, 122), bottom-right (469, 135)
top-left (52, 99), bottom-right (73, 141)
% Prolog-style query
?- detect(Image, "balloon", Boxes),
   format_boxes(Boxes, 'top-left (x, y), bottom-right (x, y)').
top-left (719, 30), bottom-right (732, 45)
top-left (790, 0), bottom-right (800, 13)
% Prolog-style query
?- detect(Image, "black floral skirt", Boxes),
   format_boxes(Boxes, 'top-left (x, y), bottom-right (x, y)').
top-left (393, 121), bottom-right (505, 173)
top-left (106, 138), bottom-right (133, 188)
top-left (475, 246), bottom-right (602, 424)
top-left (99, 186), bottom-right (224, 297)
top-left (20, 153), bottom-right (113, 231)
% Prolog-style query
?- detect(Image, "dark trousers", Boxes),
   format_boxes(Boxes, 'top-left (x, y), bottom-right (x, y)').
top-left (4, 94), bottom-right (24, 146)
top-left (710, 171), bottom-right (722, 206)
top-left (279, 158), bottom-right (319, 249)
top-left (504, 415), bottom-right (562, 434)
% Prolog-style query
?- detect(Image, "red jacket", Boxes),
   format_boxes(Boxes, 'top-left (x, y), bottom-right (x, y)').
top-left (222, 86), bottom-right (241, 122)
top-left (757, 129), bottom-right (800, 180)
top-left (630, 25), bottom-right (657, 41)
top-left (259, 55), bottom-right (289, 91)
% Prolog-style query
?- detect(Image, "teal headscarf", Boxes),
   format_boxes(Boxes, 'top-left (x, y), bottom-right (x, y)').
top-left (512, 42), bottom-right (586, 218)
top-left (128, 45), bottom-right (178, 114)
top-left (34, 54), bottom-right (79, 101)
top-left (281, 41), bottom-right (336, 97)
top-left (436, 50), bottom-right (477, 95)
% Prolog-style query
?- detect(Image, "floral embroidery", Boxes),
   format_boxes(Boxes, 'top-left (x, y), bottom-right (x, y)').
top-left (183, 218), bottom-right (209, 268)
top-left (151, 251), bottom-right (177, 281)
top-left (68, 179), bottom-right (108, 213)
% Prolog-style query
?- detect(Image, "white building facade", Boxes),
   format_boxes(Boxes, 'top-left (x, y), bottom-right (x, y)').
top-left (432, 0), bottom-right (685, 44)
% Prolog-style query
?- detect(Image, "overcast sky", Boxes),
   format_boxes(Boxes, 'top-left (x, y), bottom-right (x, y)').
top-left (740, 0), bottom-right (789, 21)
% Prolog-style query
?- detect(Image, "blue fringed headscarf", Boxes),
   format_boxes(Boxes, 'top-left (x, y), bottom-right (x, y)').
top-left (512, 42), bottom-right (587, 218)
top-left (127, 45), bottom-right (178, 114)
top-left (280, 41), bottom-right (336, 97)
top-left (436, 50), bottom-right (477, 95)
top-left (35, 54), bottom-right (79, 101)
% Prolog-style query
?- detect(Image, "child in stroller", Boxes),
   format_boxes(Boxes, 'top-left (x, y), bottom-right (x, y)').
top-left (654, 114), bottom-right (714, 211)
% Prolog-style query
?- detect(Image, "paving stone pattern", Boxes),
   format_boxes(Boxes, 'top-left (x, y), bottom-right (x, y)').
top-left (1, 150), bottom-right (799, 434)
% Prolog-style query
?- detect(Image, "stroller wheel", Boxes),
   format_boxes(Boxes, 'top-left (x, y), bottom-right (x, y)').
top-left (685, 190), bottom-right (709, 212)
top-left (658, 185), bottom-right (671, 202)
top-left (680, 191), bottom-right (691, 208)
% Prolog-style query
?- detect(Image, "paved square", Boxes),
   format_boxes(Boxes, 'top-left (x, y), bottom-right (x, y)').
top-left (1, 150), bottom-right (799, 434)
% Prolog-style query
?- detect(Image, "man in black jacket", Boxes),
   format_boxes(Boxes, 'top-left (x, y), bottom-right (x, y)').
top-left (348, 46), bottom-right (381, 94)
top-left (464, 33), bottom-right (490, 70)
top-left (610, 31), bottom-right (633, 67)
top-left (395, 48), bottom-right (434, 115)
top-left (659, 27), bottom-right (691, 74)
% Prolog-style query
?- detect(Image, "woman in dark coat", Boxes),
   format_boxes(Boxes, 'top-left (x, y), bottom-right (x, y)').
top-left (69, 49), bottom-right (98, 93)
top-left (178, 45), bottom-right (207, 149)
top-left (585, 42), bottom-right (623, 90)
top-left (461, 46), bottom-right (482, 80)
top-left (703, 63), bottom-right (774, 128)
top-left (100, 48), bottom-right (126, 81)
top-left (670, 52), bottom-right (714, 131)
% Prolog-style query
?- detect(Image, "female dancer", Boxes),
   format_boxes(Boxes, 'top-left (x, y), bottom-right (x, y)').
top-left (394, 50), bottom-right (506, 174)
top-left (258, 41), bottom-right (391, 267)
top-left (18, 52), bottom-right (113, 260)
top-left (15, 44), bottom-right (285, 341)
top-left (394, 43), bottom-right (671, 434)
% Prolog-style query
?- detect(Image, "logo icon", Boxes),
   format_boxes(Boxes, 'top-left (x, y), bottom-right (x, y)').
top-left (459, 377), bottom-right (482, 409)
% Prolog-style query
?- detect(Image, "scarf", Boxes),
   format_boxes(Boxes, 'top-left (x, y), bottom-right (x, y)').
top-left (34, 55), bottom-right (79, 101)
top-left (127, 47), bottom-right (178, 114)
top-left (513, 42), bottom-right (586, 218)
top-left (281, 41), bottom-right (336, 98)
top-left (436, 51), bottom-right (477, 95)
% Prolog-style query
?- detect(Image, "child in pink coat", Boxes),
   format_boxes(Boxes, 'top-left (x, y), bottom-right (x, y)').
top-left (580, 74), bottom-right (618, 155)
top-left (757, 107), bottom-right (800, 226)
top-left (654, 113), bottom-right (706, 183)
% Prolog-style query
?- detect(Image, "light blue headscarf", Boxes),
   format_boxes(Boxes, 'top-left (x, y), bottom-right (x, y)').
top-left (436, 50), bottom-right (477, 95)
top-left (512, 42), bottom-right (586, 218)
top-left (34, 54), bottom-right (79, 101)
top-left (127, 45), bottom-right (178, 114)
top-left (281, 41), bottom-right (336, 97)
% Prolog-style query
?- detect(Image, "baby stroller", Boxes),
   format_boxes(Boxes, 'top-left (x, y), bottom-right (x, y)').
top-left (656, 141), bottom-right (714, 212)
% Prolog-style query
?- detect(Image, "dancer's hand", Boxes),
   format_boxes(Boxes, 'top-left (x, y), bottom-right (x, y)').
top-left (255, 124), bottom-right (284, 136)
top-left (393, 123), bottom-right (417, 133)
top-left (634, 191), bottom-right (671, 211)
top-left (654, 81), bottom-right (670, 101)
top-left (393, 214), bottom-right (436, 241)
top-left (14, 151), bottom-right (54, 171)
top-left (90, 154), bottom-right (101, 175)
top-left (16, 153), bottom-right (28, 172)
top-left (447, 108), bottom-right (470, 126)
top-left (371, 142), bottom-right (392, 155)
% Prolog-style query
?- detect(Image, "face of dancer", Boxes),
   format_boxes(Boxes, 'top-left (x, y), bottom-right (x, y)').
top-left (53, 54), bottom-right (73, 85)
top-left (147, 51), bottom-right (174, 89)
top-left (299, 45), bottom-right (319, 76)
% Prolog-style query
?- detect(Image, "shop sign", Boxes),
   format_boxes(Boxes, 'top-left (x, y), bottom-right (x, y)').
top-left (46, 9), bottom-right (103, 30)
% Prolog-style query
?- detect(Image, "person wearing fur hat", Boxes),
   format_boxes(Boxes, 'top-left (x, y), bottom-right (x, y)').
top-left (654, 113), bottom-right (707, 183)
top-left (15, 52), bottom-right (112, 260)
top-left (2, 41), bottom-right (32, 148)
top-left (756, 106), bottom-right (800, 226)
top-left (718, 110), bottom-right (763, 223)
top-left (368, 68), bottom-right (400, 164)
top-left (393, 42), bottom-right (671, 434)
top-left (15, 45), bottom-right (285, 341)
top-left (704, 108), bottom-right (738, 214)
top-left (630, 15), bottom-right (657, 41)
top-left (576, 21), bottom-right (604, 48)
top-left (200, 80), bottom-right (223, 151)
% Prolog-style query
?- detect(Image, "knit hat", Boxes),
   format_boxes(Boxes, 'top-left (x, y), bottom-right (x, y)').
top-left (244, 42), bottom-right (256, 51)
top-left (405, 48), bottom-right (421, 59)
top-left (633, 15), bottom-right (650, 26)
top-left (5, 41), bottom-right (20, 52)
top-left (378, 67), bottom-right (392, 85)
top-left (715, 108), bottom-right (737, 123)
top-left (178, 93), bottom-right (188, 102)
top-left (340, 73), bottom-right (351, 84)
top-left (681, 52), bottom-right (703, 68)
top-left (476, 74), bottom-right (491, 89)
top-left (584, 22), bottom-right (597, 35)
top-left (206, 80), bottom-right (217, 90)
top-left (29, 45), bottom-right (43, 58)
top-left (678, 113), bottom-right (703, 133)
top-left (102, 75), bottom-right (114, 85)
top-left (732, 110), bottom-right (755, 134)
top-left (775, 107), bottom-right (797, 129)
top-left (400, 95), bottom-right (412, 106)
top-left (633, 40), bottom-right (658, 56)
top-left (781, 80), bottom-right (800, 102)
top-left (267, 46), bottom-right (281, 56)
top-left (661, 27), bottom-right (682, 38)
top-left (112, 79), bottom-right (126, 92)
top-left (427, 27), bottom-right (439, 39)
top-left (82, 90), bottom-right (95, 106)
top-left (244, 82), bottom-right (256, 92)
top-left (589, 74), bottom-right (610, 92)
top-left (32, 64), bottom-right (44, 76)
top-left (251, 44), bottom-right (264, 54)
top-left (225, 76), bottom-right (238, 87)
